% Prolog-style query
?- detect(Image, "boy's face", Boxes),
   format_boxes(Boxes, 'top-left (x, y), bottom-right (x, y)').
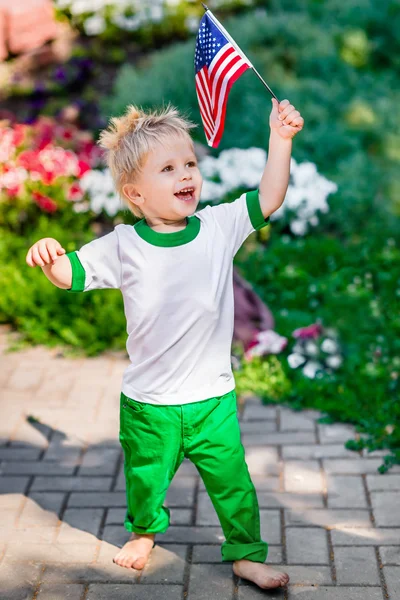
top-left (123, 137), bottom-right (203, 222)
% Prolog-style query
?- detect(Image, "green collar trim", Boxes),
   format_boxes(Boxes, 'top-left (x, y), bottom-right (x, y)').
top-left (134, 215), bottom-right (201, 247)
top-left (246, 189), bottom-right (270, 230)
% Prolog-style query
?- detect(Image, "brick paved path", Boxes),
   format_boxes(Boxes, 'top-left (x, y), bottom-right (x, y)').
top-left (0, 325), bottom-right (399, 599)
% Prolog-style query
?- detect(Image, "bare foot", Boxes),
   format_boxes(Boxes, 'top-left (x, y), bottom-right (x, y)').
top-left (233, 559), bottom-right (290, 589)
top-left (113, 532), bottom-right (155, 570)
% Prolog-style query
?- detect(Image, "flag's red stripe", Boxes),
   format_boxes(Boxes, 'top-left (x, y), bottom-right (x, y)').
top-left (210, 62), bottom-right (250, 147)
top-left (195, 81), bottom-right (213, 140)
top-left (210, 53), bottom-right (242, 120)
top-left (196, 68), bottom-right (214, 131)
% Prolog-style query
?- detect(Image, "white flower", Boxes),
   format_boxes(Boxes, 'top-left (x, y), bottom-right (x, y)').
top-left (302, 361), bottom-right (323, 379)
top-left (84, 14), bottom-right (106, 36)
top-left (321, 338), bottom-right (339, 354)
top-left (304, 341), bottom-right (319, 356)
top-left (326, 355), bottom-right (342, 369)
top-left (287, 353), bottom-right (307, 369)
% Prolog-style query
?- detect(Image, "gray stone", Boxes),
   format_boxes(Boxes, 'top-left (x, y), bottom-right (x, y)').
top-left (87, 584), bottom-right (183, 599)
top-left (141, 544), bottom-right (187, 584)
top-left (284, 460), bottom-right (324, 493)
top-left (280, 408), bottom-right (316, 431)
top-left (379, 546), bottom-right (400, 565)
top-left (323, 459), bottom-right (383, 474)
top-left (282, 444), bottom-right (355, 460)
top-left (243, 432), bottom-right (316, 446)
top-left (187, 563), bottom-right (233, 600)
top-left (370, 491), bottom-right (400, 526)
top-left (331, 527), bottom-right (400, 546)
top-left (285, 509), bottom-right (372, 528)
top-left (286, 528), bottom-right (329, 564)
top-left (334, 546), bottom-right (380, 585)
top-left (31, 476), bottom-right (112, 492)
top-left (68, 492), bottom-right (126, 507)
top-left (383, 566), bottom-right (400, 599)
top-left (161, 526), bottom-right (224, 545)
top-left (366, 474), bottom-right (400, 491)
top-left (288, 587), bottom-right (382, 599)
top-left (326, 475), bottom-right (368, 508)
top-left (36, 584), bottom-right (85, 599)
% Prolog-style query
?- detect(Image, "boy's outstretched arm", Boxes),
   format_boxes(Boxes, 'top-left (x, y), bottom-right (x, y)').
top-left (259, 98), bottom-right (304, 220)
top-left (26, 238), bottom-right (72, 290)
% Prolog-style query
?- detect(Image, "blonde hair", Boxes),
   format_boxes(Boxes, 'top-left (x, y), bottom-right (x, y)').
top-left (98, 103), bottom-right (198, 219)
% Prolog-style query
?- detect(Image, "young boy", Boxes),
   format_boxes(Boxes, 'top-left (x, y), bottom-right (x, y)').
top-left (26, 97), bottom-right (303, 590)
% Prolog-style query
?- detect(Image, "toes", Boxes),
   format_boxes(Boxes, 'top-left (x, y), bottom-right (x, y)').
top-left (132, 556), bottom-right (146, 570)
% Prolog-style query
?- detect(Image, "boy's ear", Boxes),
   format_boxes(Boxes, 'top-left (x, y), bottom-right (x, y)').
top-left (122, 183), bottom-right (143, 206)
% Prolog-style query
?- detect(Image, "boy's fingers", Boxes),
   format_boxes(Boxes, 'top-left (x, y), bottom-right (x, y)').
top-left (38, 242), bottom-right (51, 265)
top-left (32, 246), bottom-right (45, 267)
top-left (26, 249), bottom-right (34, 267)
top-left (56, 247), bottom-right (66, 255)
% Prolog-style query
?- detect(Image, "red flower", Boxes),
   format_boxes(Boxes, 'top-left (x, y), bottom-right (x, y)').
top-left (32, 191), bottom-right (58, 213)
top-left (12, 124), bottom-right (27, 148)
top-left (292, 323), bottom-right (323, 340)
top-left (77, 160), bottom-right (91, 177)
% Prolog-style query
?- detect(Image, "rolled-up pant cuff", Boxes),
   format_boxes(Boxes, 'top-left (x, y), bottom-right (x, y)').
top-left (221, 541), bottom-right (269, 563)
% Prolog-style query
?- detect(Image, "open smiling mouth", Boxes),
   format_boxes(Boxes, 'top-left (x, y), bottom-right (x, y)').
top-left (174, 187), bottom-right (195, 201)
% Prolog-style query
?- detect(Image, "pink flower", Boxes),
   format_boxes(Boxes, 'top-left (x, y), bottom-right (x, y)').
top-left (32, 191), bottom-right (58, 213)
top-left (292, 323), bottom-right (323, 340)
top-left (244, 329), bottom-right (288, 361)
top-left (68, 182), bottom-right (84, 201)
top-left (77, 160), bottom-right (91, 177)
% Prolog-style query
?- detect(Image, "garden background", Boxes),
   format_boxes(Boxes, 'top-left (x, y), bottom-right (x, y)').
top-left (0, 0), bottom-right (399, 473)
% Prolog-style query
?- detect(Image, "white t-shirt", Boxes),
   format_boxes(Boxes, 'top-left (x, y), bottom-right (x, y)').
top-left (66, 189), bottom-right (270, 405)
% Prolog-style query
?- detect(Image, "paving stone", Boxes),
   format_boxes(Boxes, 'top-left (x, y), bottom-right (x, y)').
top-left (285, 509), bottom-right (372, 529)
top-left (334, 546), bottom-right (380, 585)
top-left (238, 586), bottom-right (283, 599)
top-left (1, 462), bottom-right (75, 475)
top-left (78, 447), bottom-right (120, 476)
top-left (288, 587), bottom-right (382, 599)
top-left (244, 446), bottom-right (279, 476)
top-left (326, 475), bottom-right (368, 508)
top-left (257, 492), bottom-right (324, 509)
top-left (366, 474), bottom-right (400, 491)
top-left (242, 401), bottom-right (277, 421)
top-left (166, 476), bottom-right (197, 507)
top-left (140, 544), bottom-right (187, 584)
top-left (16, 495), bottom-right (65, 528)
top-left (57, 508), bottom-right (104, 540)
top-left (36, 584), bottom-right (85, 599)
top-left (6, 526), bottom-right (57, 544)
top-left (282, 444), bottom-right (355, 459)
top-left (243, 432), bottom-right (317, 446)
top-left (191, 544), bottom-right (282, 564)
top-left (284, 460), bottom-right (324, 493)
top-left (87, 584), bottom-right (183, 599)
top-left (68, 492), bottom-right (126, 507)
top-left (0, 448), bottom-right (42, 461)
top-left (187, 563), bottom-right (233, 600)
top-left (280, 408), bottom-right (316, 431)
top-left (27, 492), bottom-right (66, 515)
top-left (31, 476), bottom-right (112, 492)
top-left (331, 527), bottom-right (400, 546)
top-left (317, 424), bottom-right (356, 444)
top-left (239, 421), bottom-right (277, 434)
top-left (383, 566), bottom-right (400, 599)
top-left (323, 458), bottom-right (383, 474)
top-left (379, 546), bottom-right (400, 565)
top-left (160, 526), bottom-right (225, 545)
top-left (286, 528), bottom-right (329, 564)
top-left (370, 491), bottom-right (400, 526)
top-left (0, 476), bottom-right (30, 494)
top-left (240, 565), bottom-right (332, 586)
top-left (260, 510), bottom-right (281, 545)
top-left (4, 542), bottom-right (98, 563)
top-left (0, 559), bottom-right (41, 600)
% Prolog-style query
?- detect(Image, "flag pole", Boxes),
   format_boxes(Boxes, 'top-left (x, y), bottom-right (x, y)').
top-left (201, 3), bottom-right (280, 102)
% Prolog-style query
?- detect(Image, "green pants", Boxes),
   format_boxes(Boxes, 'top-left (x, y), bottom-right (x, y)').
top-left (119, 388), bottom-right (268, 563)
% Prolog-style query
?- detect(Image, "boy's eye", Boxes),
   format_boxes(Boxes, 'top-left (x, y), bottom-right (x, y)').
top-left (162, 161), bottom-right (197, 172)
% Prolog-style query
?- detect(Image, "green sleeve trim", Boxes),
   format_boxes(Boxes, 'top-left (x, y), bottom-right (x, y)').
top-left (246, 189), bottom-right (270, 231)
top-left (65, 251), bottom-right (85, 293)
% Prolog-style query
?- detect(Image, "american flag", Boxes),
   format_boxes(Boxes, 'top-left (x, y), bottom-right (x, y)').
top-left (194, 12), bottom-right (252, 148)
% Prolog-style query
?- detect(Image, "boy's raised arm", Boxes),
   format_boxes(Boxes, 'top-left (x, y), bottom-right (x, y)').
top-left (26, 238), bottom-right (72, 290)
